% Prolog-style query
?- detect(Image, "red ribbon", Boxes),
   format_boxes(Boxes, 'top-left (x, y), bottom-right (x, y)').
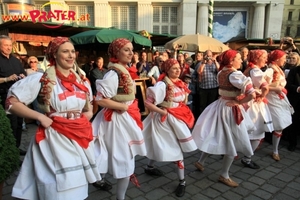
top-left (232, 105), bottom-right (244, 125)
top-left (35, 115), bottom-right (93, 149)
top-left (56, 69), bottom-right (89, 93)
top-left (130, 174), bottom-right (140, 187)
top-left (104, 99), bottom-right (143, 130)
top-left (278, 88), bottom-right (287, 100)
top-left (175, 160), bottom-right (184, 169)
top-left (127, 66), bottom-right (140, 80)
top-left (160, 102), bottom-right (194, 128)
top-left (273, 131), bottom-right (282, 138)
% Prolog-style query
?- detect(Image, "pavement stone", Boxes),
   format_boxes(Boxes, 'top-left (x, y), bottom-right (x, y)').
top-left (2, 123), bottom-right (300, 200)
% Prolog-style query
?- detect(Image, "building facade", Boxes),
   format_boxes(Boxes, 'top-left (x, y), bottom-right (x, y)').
top-left (0, 0), bottom-right (285, 43)
top-left (281, 0), bottom-right (300, 38)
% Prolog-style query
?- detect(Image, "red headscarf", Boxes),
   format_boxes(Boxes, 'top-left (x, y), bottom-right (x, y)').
top-left (46, 37), bottom-right (70, 66)
top-left (157, 58), bottom-right (179, 81)
top-left (108, 38), bottom-right (131, 63)
top-left (247, 49), bottom-right (267, 68)
top-left (268, 49), bottom-right (286, 64)
top-left (219, 50), bottom-right (238, 70)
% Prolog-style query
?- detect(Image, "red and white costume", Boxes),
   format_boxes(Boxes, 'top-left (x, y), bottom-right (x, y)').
top-left (142, 77), bottom-right (197, 162)
top-left (8, 72), bottom-right (101, 200)
top-left (192, 68), bottom-right (255, 156)
top-left (264, 65), bottom-right (293, 130)
top-left (92, 68), bottom-right (147, 179)
top-left (244, 66), bottom-right (274, 139)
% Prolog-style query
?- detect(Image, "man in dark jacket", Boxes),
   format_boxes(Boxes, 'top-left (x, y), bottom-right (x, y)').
top-left (0, 35), bottom-right (26, 155)
top-left (286, 63), bottom-right (300, 151)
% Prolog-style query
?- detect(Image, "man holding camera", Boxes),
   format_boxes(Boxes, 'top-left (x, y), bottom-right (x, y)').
top-left (196, 50), bottom-right (220, 115)
top-left (0, 35), bottom-right (26, 156)
top-left (279, 37), bottom-right (300, 55)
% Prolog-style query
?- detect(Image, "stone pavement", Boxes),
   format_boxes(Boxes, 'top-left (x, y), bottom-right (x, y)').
top-left (2, 123), bottom-right (300, 200)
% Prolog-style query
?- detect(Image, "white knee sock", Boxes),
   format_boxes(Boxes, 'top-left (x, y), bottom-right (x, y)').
top-left (147, 159), bottom-right (156, 168)
top-left (116, 177), bottom-right (130, 200)
top-left (251, 139), bottom-right (261, 152)
top-left (197, 152), bottom-right (209, 165)
top-left (220, 155), bottom-right (234, 179)
top-left (243, 139), bottom-right (261, 162)
top-left (176, 160), bottom-right (185, 181)
top-left (272, 131), bottom-right (282, 154)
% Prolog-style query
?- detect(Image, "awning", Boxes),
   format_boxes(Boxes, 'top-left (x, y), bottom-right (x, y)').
top-left (9, 33), bottom-right (54, 44)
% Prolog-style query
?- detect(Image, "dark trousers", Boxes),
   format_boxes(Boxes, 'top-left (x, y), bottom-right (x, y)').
top-left (192, 92), bottom-right (201, 120)
top-left (285, 108), bottom-right (300, 147)
top-left (7, 114), bottom-right (23, 148)
top-left (1, 93), bottom-right (23, 148)
top-left (198, 87), bottom-right (219, 115)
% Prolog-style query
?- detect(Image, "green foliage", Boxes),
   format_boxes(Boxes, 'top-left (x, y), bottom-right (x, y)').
top-left (0, 101), bottom-right (19, 182)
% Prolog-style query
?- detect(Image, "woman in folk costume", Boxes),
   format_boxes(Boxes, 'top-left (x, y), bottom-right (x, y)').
top-left (7, 37), bottom-right (101, 200)
top-left (192, 50), bottom-right (256, 187)
top-left (241, 49), bottom-right (273, 169)
top-left (142, 58), bottom-right (197, 197)
top-left (92, 38), bottom-right (147, 200)
top-left (264, 49), bottom-right (293, 161)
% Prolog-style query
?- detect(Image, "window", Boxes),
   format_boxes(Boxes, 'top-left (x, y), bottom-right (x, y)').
top-left (288, 11), bottom-right (293, 21)
top-left (34, 4), bottom-right (50, 12)
top-left (290, 0), bottom-right (294, 5)
top-left (68, 5), bottom-right (94, 26)
top-left (286, 26), bottom-right (291, 36)
top-left (111, 6), bottom-right (136, 31)
top-left (153, 6), bottom-right (178, 35)
top-left (297, 26), bottom-right (300, 37)
top-left (0, 4), bottom-right (3, 23)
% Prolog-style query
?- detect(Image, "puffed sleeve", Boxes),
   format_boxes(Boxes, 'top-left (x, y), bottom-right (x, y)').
top-left (95, 70), bottom-right (118, 100)
top-left (145, 81), bottom-right (166, 105)
top-left (264, 68), bottom-right (273, 84)
top-left (7, 72), bottom-right (43, 106)
top-left (249, 67), bottom-right (268, 89)
top-left (229, 71), bottom-right (254, 95)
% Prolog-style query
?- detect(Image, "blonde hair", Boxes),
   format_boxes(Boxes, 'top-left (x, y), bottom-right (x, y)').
top-left (27, 56), bottom-right (38, 64)
top-left (289, 52), bottom-right (300, 66)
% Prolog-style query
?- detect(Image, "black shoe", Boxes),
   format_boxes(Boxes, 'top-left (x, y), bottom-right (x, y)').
top-left (175, 184), bottom-right (185, 197)
top-left (19, 149), bottom-right (27, 156)
top-left (241, 159), bottom-right (260, 169)
top-left (144, 168), bottom-right (164, 176)
top-left (288, 145), bottom-right (296, 152)
top-left (92, 180), bottom-right (112, 191)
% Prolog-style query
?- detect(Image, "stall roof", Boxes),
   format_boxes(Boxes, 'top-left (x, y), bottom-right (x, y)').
top-left (0, 20), bottom-right (100, 43)
top-left (228, 37), bottom-right (300, 50)
top-left (0, 20), bottom-right (178, 46)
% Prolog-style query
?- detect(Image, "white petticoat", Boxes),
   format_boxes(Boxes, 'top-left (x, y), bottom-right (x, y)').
top-left (142, 112), bottom-right (197, 162)
top-left (247, 100), bottom-right (274, 139)
top-left (266, 91), bottom-right (293, 130)
top-left (192, 98), bottom-right (255, 157)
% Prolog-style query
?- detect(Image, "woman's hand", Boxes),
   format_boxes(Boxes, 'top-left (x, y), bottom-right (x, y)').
top-left (116, 104), bottom-right (128, 114)
top-left (82, 110), bottom-right (93, 120)
top-left (255, 96), bottom-right (263, 103)
top-left (37, 114), bottom-right (53, 128)
top-left (275, 86), bottom-right (283, 94)
top-left (160, 107), bottom-right (168, 116)
top-left (150, 77), bottom-right (156, 85)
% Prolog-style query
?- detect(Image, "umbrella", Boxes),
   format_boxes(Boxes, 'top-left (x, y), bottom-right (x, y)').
top-left (70, 28), bottom-right (152, 47)
top-left (164, 33), bottom-right (230, 53)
